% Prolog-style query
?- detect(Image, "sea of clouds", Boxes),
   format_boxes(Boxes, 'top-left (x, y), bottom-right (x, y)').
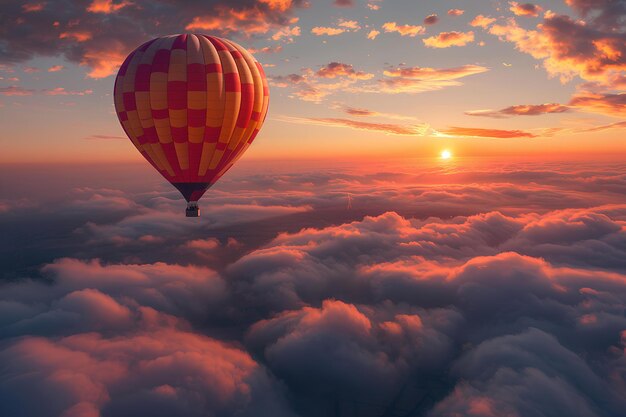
top-left (1, 158), bottom-right (625, 417)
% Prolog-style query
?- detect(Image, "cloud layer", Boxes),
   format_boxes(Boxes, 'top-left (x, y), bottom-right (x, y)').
top-left (1, 159), bottom-right (626, 416)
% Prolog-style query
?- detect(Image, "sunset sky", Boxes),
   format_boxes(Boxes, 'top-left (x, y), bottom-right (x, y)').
top-left (1, 2), bottom-right (626, 417)
top-left (1, 0), bottom-right (625, 163)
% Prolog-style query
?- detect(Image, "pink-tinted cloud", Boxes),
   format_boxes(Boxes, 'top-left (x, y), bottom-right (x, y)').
top-left (509, 1), bottom-right (542, 17)
top-left (339, 106), bottom-right (419, 121)
top-left (448, 9), bottom-right (464, 16)
top-left (271, 62), bottom-right (375, 102)
top-left (21, 2), bottom-right (45, 12)
top-left (59, 30), bottom-right (93, 42)
top-left (3, 162), bottom-right (626, 417)
top-left (466, 103), bottom-right (571, 118)
top-left (279, 116), bottom-right (431, 135)
top-left (382, 21), bottom-right (425, 37)
top-left (270, 73), bottom-right (306, 87)
top-left (423, 14), bottom-right (438, 26)
top-left (44, 87), bottom-right (93, 95)
top-left (184, 238), bottom-right (221, 250)
top-left (0, 86), bottom-right (34, 96)
top-left (423, 31), bottom-right (475, 48)
top-left (372, 64), bottom-right (488, 94)
top-left (316, 62), bottom-right (374, 80)
top-left (488, 11), bottom-right (626, 85)
top-left (87, 0), bottom-right (133, 14)
top-left (569, 91), bottom-right (626, 117)
top-left (0, 328), bottom-right (288, 417)
top-left (249, 45), bottom-right (283, 54)
top-left (343, 107), bottom-right (377, 116)
top-left (271, 25), bottom-right (301, 41)
top-left (384, 64), bottom-right (488, 80)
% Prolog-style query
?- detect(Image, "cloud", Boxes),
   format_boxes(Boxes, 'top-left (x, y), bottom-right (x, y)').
top-left (271, 25), bottom-right (301, 41)
top-left (0, 0), bottom-right (304, 78)
top-left (509, 1), bottom-right (542, 17)
top-left (488, 11), bottom-right (626, 86)
top-left (270, 73), bottom-right (306, 87)
top-left (339, 106), bottom-right (420, 121)
top-left (565, 0), bottom-right (626, 31)
top-left (343, 107), bottom-right (377, 116)
top-left (371, 64), bottom-right (488, 94)
top-left (246, 299), bottom-right (456, 397)
top-left (338, 19), bottom-right (361, 30)
top-left (47, 64), bottom-right (64, 72)
top-left (448, 9), bottom-right (464, 17)
top-left (432, 328), bottom-right (625, 417)
top-left (0, 86), bottom-right (92, 96)
top-left (470, 14), bottom-right (496, 28)
top-left (23, 65), bottom-right (41, 73)
top-left (0, 86), bottom-right (34, 96)
top-left (248, 45), bottom-right (283, 54)
top-left (383, 64), bottom-right (488, 80)
top-left (582, 120), bottom-right (626, 132)
top-left (277, 116), bottom-right (432, 135)
top-left (316, 62), bottom-right (374, 80)
top-left (22, 2), bottom-right (45, 12)
top-left (569, 91), bottom-right (626, 117)
top-left (3, 162), bottom-right (626, 416)
top-left (423, 14), bottom-right (438, 26)
top-left (0, 331), bottom-right (293, 417)
top-left (443, 126), bottom-right (536, 138)
top-left (87, 0), bottom-right (133, 14)
top-left (271, 62), bottom-right (374, 102)
top-left (44, 87), bottom-right (93, 96)
top-left (367, 29), bottom-right (380, 40)
top-left (224, 199), bottom-right (626, 413)
top-left (311, 26), bottom-right (345, 36)
top-left (423, 31), bottom-right (475, 48)
top-left (465, 103), bottom-right (571, 118)
top-left (382, 22), bottom-right (425, 37)
top-left (184, 238), bottom-right (221, 251)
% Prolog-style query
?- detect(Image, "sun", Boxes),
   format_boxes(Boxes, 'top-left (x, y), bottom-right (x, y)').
top-left (440, 149), bottom-right (452, 160)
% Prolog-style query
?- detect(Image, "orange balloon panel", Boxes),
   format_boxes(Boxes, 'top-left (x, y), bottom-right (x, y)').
top-left (114, 34), bottom-right (269, 202)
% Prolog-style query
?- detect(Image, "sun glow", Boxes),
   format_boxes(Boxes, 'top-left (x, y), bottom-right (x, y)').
top-left (440, 149), bottom-right (452, 160)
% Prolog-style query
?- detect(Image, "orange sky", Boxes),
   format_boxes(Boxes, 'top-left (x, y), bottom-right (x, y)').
top-left (0, 0), bottom-right (624, 164)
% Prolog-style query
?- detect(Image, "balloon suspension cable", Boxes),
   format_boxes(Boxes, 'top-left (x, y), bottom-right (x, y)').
top-left (186, 201), bottom-right (200, 218)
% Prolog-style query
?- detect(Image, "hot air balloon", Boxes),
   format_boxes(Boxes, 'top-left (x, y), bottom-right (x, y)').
top-left (113, 34), bottom-right (269, 217)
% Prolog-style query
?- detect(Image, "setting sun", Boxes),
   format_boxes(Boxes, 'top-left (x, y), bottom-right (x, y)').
top-left (1, 1), bottom-right (626, 417)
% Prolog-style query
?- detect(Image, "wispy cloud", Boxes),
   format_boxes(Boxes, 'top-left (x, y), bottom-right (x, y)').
top-left (466, 103), bottom-right (570, 118)
top-left (278, 115), bottom-right (433, 135)
top-left (443, 126), bottom-right (536, 138)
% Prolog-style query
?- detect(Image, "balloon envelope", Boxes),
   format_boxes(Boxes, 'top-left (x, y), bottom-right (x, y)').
top-left (113, 34), bottom-right (269, 213)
